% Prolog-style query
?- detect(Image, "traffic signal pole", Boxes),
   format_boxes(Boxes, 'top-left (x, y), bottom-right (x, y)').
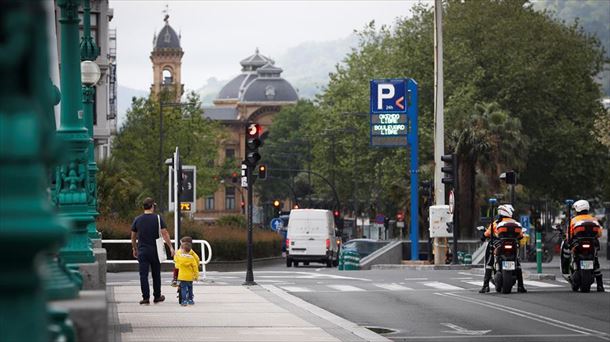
top-left (433, 0), bottom-right (445, 265)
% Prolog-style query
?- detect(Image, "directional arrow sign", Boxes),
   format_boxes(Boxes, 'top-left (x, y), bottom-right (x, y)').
top-left (441, 323), bottom-right (491, 336)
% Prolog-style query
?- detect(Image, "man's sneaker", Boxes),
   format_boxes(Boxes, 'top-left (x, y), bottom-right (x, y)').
top-left (139, 299), bottom-right (150, 305)
top-left (187, 300), bottom-right (195, 305)
top-left (518, 286), bottom-right (527, 293)
top-left (180, 301), bottom-right (188, 307)
top-left (171, 280), bottom-right (178, 287)
top-left (153, 295), bottom-right (165, 303)
top-left (479, 286), bottom-right (490, 293)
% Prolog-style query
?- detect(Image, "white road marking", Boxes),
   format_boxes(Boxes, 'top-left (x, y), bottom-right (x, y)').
top-left (374, 283), bottom-right (413, 291)
top-left (420, 281), bottom-right (465, 290)
top-left (556, 279), bottom-right (569, 284)
top-left (405, 277), bottom-right (428, 281)
top-left (388, 334), bottom-right (587, 339)
top-left (327, 284), bottom-right (366, 292)
top-left (451, 277), bottom-right (475, 280)
top-left (280, 286), bottom-right (312, 292)
top-left (459, 272), bottom-right (483, 277)
top-left (462, 280), bottom-right (484, 286)
top-left (523, 280), bottom-right (563, 288)
top-left (435, 292), bottom-right (610, 340)
top-left (441, 323), bottom-right (491, 335)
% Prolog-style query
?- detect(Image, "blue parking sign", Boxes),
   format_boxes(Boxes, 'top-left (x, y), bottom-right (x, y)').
top-left (370, 79), bottom-right (408, 114)
top-left (519, 215), bottom-right (530, 232)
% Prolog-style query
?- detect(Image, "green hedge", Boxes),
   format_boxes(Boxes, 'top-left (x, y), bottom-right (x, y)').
top-left (97, 216), bottom-right (282, 262)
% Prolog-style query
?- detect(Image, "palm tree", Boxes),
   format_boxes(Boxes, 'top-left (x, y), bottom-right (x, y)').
top-left (453, 102), bottom-right (529, 236)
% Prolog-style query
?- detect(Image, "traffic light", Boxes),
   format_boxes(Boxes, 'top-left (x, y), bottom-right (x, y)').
top-left (231, 171), bottom-right (238, 183)
top-left (258, 164), bottom-right (267, 180)
top-left (396, 212), bottom-right (404, 222)
top-left (333, 210), bottom-right (340, 218)
top-left (504, 170), bottom-right (517, 185)
top-left (441, 153), bottom-right (456, 186)
top-left (245, 123), bottom-right (262, 167)
top-left (273, 199), bottom-right (281, 218)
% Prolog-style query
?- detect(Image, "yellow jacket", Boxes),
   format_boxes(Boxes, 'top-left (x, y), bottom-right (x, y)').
top-left (174, 249), bottom-right (199, 281)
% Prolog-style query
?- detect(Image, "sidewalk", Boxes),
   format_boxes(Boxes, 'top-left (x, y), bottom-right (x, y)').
top-left (107, 282), bottom-right (389, 342)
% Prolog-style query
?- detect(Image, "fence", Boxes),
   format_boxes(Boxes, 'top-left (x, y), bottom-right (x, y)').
top-left (102, 239), bottom-right (212, 278)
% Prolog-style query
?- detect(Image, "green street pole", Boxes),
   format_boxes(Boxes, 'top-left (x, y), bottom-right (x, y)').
top-left (536, 231), bottom-right (542, 274)
top-left (56, 0), bottom-right (95, 264)
top-left (0, 1), bottom-right (73, 340)
top-left (80, 0), bottom-right (101, 240)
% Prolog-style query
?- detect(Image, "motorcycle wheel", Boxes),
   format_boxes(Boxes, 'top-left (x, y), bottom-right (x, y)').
top-left (494, 272), bottom-right (502, 293)
top-left (580, 271), bottom-right (593, 293)
top-left (571, 271), bottom-right (581, 292)
top-left (502, 270), bottom-right (513, 294)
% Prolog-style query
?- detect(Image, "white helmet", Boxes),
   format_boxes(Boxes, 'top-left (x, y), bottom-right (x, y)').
top-left (498, 204), bottom-right (514, 218)
top-left (572, 200), bottom-right (590, 214)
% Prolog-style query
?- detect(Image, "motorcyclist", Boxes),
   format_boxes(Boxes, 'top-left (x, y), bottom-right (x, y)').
top-left (479, 204), bottom-right (527, 293)
top-left (568, 200), bottom-right (604, 292)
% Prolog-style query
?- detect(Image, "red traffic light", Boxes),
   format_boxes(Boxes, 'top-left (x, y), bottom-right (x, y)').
top-left (396, 212), bottom-right (404, 221)
top-left (333, 210), bottom-right (340, 217)
top-left (247, 123), bottom-right (262, 138)
top-left (231, 171), bottom-right (238, 183)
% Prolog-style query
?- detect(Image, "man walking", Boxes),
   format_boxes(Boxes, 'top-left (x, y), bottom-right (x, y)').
top-left (131, 197), bottom-right (174, 304)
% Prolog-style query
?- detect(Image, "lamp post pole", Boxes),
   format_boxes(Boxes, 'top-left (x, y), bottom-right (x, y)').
top-left (56, 0), bottom-right (95, 264)
top-left (0, 1), bottom-right (76, 340)
top-left (80, 0), bottom-right (101, 240)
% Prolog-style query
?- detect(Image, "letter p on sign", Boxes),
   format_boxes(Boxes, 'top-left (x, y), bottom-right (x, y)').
top-left (377, 84), bottom-right (395, 110)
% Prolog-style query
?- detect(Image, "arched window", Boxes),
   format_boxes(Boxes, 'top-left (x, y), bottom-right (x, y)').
top-left (162, 69), bottom-right (173, 85)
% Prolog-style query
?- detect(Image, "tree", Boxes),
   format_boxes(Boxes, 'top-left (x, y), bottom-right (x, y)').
top-left (112, 92), bottom-right (223, 208)
top-left (306, 0), bottom-right (608, 237)
top-left (96, 157), bottom-right (144, 219)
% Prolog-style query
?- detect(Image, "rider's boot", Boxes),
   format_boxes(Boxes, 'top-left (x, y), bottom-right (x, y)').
top-left (516, 268), bottom-right (527, 293)
top-left (596, 275), bottom-right (605, 292)
top-left (479, 269), bottom-right (492, 293)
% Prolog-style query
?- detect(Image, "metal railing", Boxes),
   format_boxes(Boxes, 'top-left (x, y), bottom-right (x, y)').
top-left (102, 239), bottom-right (212, 279)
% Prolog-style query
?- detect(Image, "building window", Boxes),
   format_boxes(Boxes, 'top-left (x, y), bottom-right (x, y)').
top-left (225, 187), bottom-right (235, 210)
top-left (225, 148), bottom-right (235, 160)
top-left (205, 196), bottom-right (214, 210)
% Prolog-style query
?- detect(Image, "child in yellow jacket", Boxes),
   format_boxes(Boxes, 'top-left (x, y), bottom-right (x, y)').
top-left (174, 241), bottom-right (199, 306)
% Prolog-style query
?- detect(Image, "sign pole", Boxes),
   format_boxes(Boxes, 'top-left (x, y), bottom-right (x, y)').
top-left (408, 79), bottom-right (419, 260)
top-left (244, 164), bottom-right (256, 285)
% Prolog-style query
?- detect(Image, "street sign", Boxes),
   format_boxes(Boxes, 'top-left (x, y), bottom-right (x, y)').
top-left (369, 78), bottom-right (420, 260)
top-left (241, 162), bottom-right (248, 188)
top-left (370, 79), bottom-right (408, 114)
top-left (375, 214), bottom-right (385, 224)
top-left (520, 215), bottom-right (530, 235)
top-left (270, 218), bottom-right (283, 231)
top-left (429, 205), bottom-right (453, 238)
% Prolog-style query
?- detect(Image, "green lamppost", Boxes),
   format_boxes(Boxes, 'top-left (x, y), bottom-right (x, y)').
top-left (0, 1), bottom-right (71, 340)
top-left (80, 0), bottom-right (101, 240)
top-left (56, 0), bottom-right (95, 264)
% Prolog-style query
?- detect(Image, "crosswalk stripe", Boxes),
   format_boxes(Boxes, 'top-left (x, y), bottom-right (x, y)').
top-left (327, 285), bottom-right (365, 292)
top-left (556, 279), bottom-right (569, 284)
top-left (281, 286), bottom-right (312, 292)
top-left (374, 283), bottom-right (413, 291)
top-left (462, 280), bottom-right (484, 286)
top-left (420, 281), bottom-right (464, 290)
top-left (523, 280), bottom-right (563, 288)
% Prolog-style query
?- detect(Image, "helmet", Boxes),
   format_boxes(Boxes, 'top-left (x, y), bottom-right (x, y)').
top-left (572, 200), bottom-right (589, 214)
top-left (498, 204), bottom-right (514, 218)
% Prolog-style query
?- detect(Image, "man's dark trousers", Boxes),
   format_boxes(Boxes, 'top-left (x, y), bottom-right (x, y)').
top-left (138, 248), bottom-right (161, 300)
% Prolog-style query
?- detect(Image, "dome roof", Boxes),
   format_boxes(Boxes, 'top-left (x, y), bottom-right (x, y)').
top-left (154, 15), bottom-right (181, 50)
top-left (216, 49), bottom-right (298, 103)
top-left (241, 78), bottom-right (298, 103)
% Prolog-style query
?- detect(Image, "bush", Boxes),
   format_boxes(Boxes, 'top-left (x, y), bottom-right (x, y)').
top-left (97, 215), bottom-right (282, 262)
top-left (215, 215), bottom-right (246, 228)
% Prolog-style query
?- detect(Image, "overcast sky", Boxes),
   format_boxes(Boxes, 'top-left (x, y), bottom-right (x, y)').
top-left (110, 1), bottom-right (421, 91)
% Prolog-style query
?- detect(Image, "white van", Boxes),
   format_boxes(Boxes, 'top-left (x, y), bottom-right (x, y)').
top-left (286, 209), bottom-right (339, 267)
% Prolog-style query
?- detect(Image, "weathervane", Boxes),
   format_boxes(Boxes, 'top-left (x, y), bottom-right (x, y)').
top-left (163, 4), bottom-right (169, 23)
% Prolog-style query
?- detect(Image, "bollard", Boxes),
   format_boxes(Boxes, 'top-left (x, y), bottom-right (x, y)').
top-left (536, 232), bottom-right (542, 274)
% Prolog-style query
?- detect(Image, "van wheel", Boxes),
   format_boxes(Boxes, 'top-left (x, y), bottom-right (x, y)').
top-left (326, 258), bottom-right (332, 268)
top-left (286, 258), bottom-right (292, 267)
top-left (332, 258), bottom-right (339, 267)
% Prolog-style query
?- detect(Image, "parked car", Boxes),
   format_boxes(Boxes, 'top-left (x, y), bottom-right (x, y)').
top-left (340, 239), bottom-right (389, 259)
top-left (286, 209), bottom-right (339, 267)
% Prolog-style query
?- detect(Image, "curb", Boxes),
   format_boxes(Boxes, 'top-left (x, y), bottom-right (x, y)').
top-left (372, 264), bottom-right (475, 270)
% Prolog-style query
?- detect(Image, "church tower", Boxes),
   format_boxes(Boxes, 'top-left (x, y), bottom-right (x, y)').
top-left (150, 14), bottom-right (184, 102)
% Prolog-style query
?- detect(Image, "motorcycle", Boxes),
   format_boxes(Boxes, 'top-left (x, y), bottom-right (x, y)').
top-left (554, 224), bottom-right (597, 293)
top-left (492, 222), bottom-right (522, 294)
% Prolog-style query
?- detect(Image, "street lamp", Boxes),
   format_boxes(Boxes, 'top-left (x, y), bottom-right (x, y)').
top-left (81, 60), bottom-right (101, 86)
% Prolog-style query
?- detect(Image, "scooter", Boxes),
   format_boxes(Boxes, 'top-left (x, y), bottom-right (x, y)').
top-left (493, 235), bottom-right (520, 294)
top-left (554, 224), bottom-right (597, 293)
